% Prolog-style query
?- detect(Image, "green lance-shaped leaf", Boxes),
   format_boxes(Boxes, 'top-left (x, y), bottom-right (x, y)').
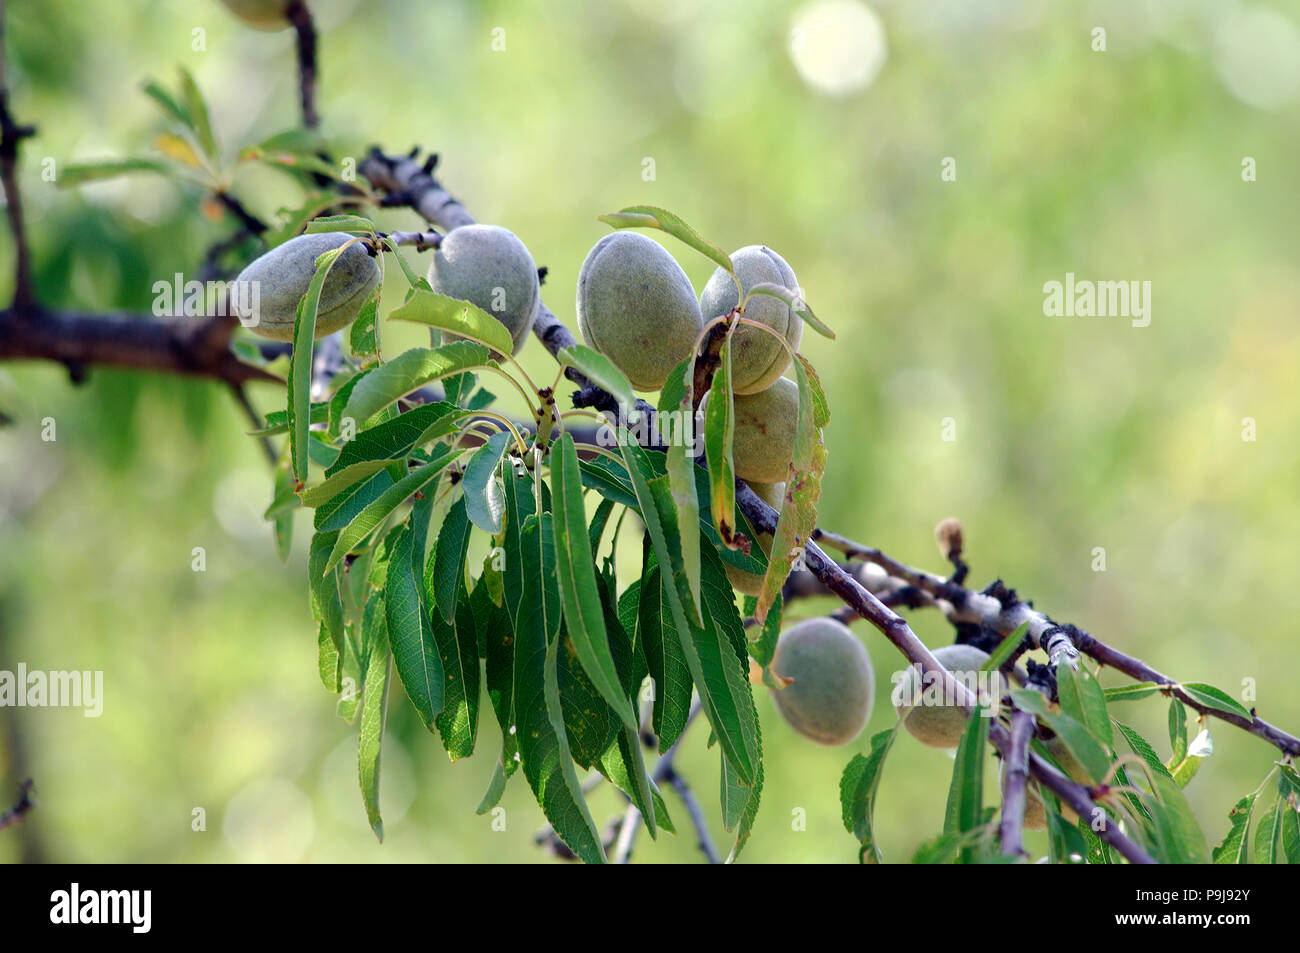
top-left (720, 748), bottom-right (749, 833)
top-left (587, 497), bottom-right (617, 557)
top-left (726, 760), bottom-right (763, 864)
top-left (1115, 721), bottom-right (1176, 783)
top-left (305, 214), bottom-right (378, 235)
top-left (618, 439), bottom-right (703, 628)
top-left (476, 754), bottom-right (511, 816)
top-left (720, 744), bottom-right (764, 862)
top-left (350, 286), bottom-right (381, 359)
top-left (1253, 795), bottom-right (1280, 864)
top-left (659, 357), bottom-right (702, 623)
top-left (380, 239), bottom-right (433, 291)
top-left (327, 367), bottom-right (371, 440)
top-left (177, 66), bottom-right (217, 159)
top-left (754, 355), bottom-right (829, 622)
top-left (1168, 697), bottom-right (1188, 765)
top-left (744, 591), bottom-right (782, 674)
top-left (1179, 682), bottom-right (1254, 721)
top-left (980, 622), bottom-right (1029, 674)
top-left (431, 495), bottom-right (473, 624)
top-left (1044, 809), bottom-right (1091, 865)
top-left (341, 342), bottom-right (493, 424)
top-left (357, 599), bottom-right (391, 841)
top-left (385, 521), bottom-right (443, 731)
top-left (704, 325), bottom-right (739, 547)
top-left (638, 561), bottom-right (694, 751)
top-left (476, 567), bottom-right (518, 774)
top-left (141, 77), bottom-right (191, 128)
top-left (288, 246), bottom-right (347, 481)
top-left (1012, 690), bottom-right (1112, 784)
top-left (389, 288), bottom-right (514, 357)
top-left (324, 452), bottom-right (462, 574)
top-left (1104, 682), bottom-right (1161, 702)
top-left (597, 204), bottom-right (734, 274)
top-left (911, 833), bottom-right (966, 865)
top-left (945, 703), bottom-right (990, 864)
top-left (599, 739), bottom-right (675, 835)
top-left (551, 433), bottom-right (638, 734)
top-left (308, 432), bottom-right (341, 469)
top-left (840, 726), bottom-right (900, 863)
top-left (425, 567), bottom-right (480, 761)
top-left (329, 401), bottom-right (464, 475)
top-left (682, 545), bottom-right (762, 786)
top-left (746, 281), bottom-right (834, 339)
top-left (308, 529), bottom-right (346, 692)
top-left (59, 157), bottom-right (173, 186)
top-left (299, 459), bottom-right (393, 508)
top-left (267, 462), bottom-right (298, 562)
top-left (514, 515), bottom-right (606, 863)
top-left (1279, 767), bottom-right (1300, 864)
top-left (462, 430), bottom-right (510, 534)
top-left (313, 469), bottom-right (395, 533)
top-left (1056, 663), bottom-right (1113, 747)
top-left (1078, 818), bottom-right (1114, 865)
top-left (1148, 770), bottom-right (1210, 864)
top-left (559, 345), bottom-right (639, 423)
top-left (1212, 792), bottom-right (1258, 864)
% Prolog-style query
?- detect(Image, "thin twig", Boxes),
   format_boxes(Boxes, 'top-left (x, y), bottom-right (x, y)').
top-left (0, 779), bottom-right (34, 832)
top-left (612, 700), bottom-right (717, 863)
top-left (665, 769), bottom-right (721, 864)
top-left (286, 0), bottom-right (319, 130)
top-left (230, 384), bottom-right (277, 466)
top-left (0, 0), bottom-right (37, 310)
top-left (812, 528), bottom-right (1300, 758)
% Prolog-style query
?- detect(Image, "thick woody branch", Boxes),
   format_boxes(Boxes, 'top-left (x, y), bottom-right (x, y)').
top-left (999, 707), bottom-right (1035, 857)
top-left (0, 307), bottom-right (279, 386)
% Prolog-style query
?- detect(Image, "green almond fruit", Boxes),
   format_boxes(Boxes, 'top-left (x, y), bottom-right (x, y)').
top-left (576, 232), bottom-right (703, 392)
top-left (700, 245), bottom-right (803, 395)
top-left (893, 644), bottom-right (1004, 749)
top-left (769, 617), bottom-right (874, 746)
top-left (998, 761), bottom-right (1049, 832)
top-left (233, 233), bottom-right (380, 342)
top-left (426, 224), bottom-right (540, 356)
top-left (705, 376), bottom-right (810, 485)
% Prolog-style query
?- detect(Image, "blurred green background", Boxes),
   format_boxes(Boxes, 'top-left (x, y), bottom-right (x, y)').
top-left (2, 0), bottom-right (1298, 863)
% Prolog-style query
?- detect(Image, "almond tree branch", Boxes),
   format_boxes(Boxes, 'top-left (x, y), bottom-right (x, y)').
top-left (0, 306), bottom-right (280, 386)
top-left (358, 142), bottom-right (1300, 861)
top-left (999, 707), bottom-right (1035, 858)
top-left (285, 0), bottom-right (319, 130)
top-left (0, 0), bottom-right (37, 310)
top-left (812, 529), bottom-right (1300, 758)
top-left (0, 778), bottom-right (34, 833)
